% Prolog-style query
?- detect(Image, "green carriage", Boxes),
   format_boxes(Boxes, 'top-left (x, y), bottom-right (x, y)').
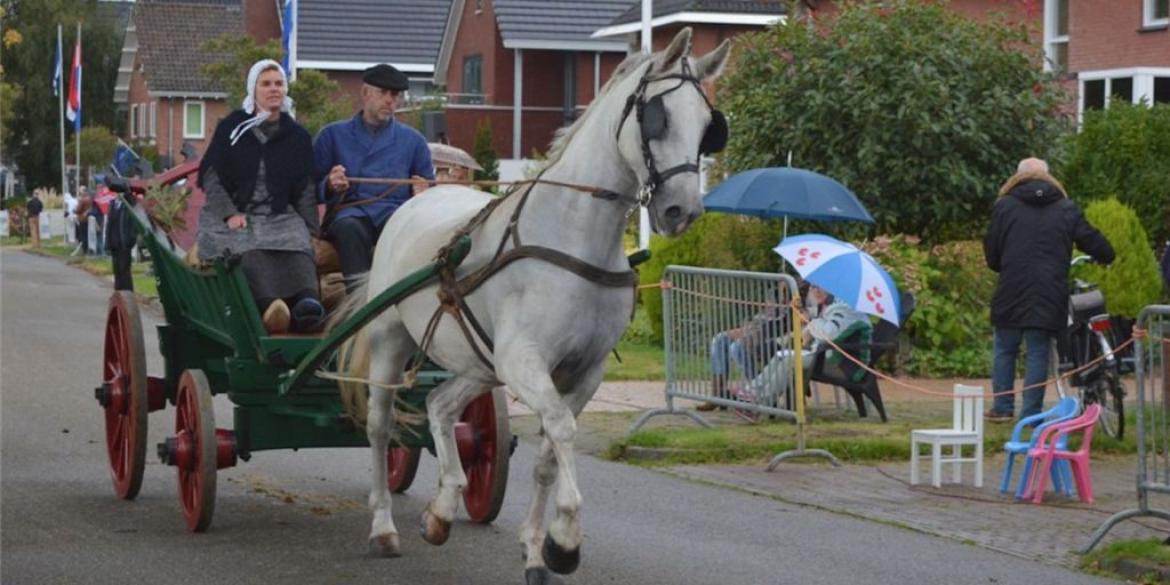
top-left (95, 192), bottom-right (511, 532)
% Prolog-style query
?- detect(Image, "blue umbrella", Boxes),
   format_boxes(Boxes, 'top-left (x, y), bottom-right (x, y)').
top-left (704, 167), bottom-right (874, 224)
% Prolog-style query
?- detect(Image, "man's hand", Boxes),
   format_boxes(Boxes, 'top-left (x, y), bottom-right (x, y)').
top-left (327, 165), bottom-right (350, 195)
top-left (226, 214), bottom-right (248, 230)
top-left (410, 175), bottom-right (429, 197)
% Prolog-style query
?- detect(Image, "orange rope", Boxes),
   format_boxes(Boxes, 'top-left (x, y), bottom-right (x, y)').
top-left (782, 295), bottom-right (1142, 399)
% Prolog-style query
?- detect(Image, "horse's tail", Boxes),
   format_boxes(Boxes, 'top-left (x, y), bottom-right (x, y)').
top-left (326, 275), bottom-right (426, 431)
top-left (328, 275), bottom-right (373, 426)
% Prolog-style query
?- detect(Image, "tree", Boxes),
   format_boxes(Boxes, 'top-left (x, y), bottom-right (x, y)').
top-left (66, 126), bottom-right (118, 170)
top-left (718, 0), bottom-right (1069, 242)
top-left (201, 34), bottom-right (351, 137)
top-left (0, 0), bottom-right (122, 189)
top-left (289, 69), bottom-right (348, 137)
top-left (472, 118), bottom-right (499, 182)
top-left (1059, 103), bottom-right (1170, 246)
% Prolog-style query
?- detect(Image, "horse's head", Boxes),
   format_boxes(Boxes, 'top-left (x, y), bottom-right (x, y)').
top-left (616, 28), bottom-right (731, 236)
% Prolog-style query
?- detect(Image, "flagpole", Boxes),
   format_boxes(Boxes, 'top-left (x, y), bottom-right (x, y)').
top-left (58, 24), bottom-right (67, 201)
top-left (74, 22), bottom-right (81, 194)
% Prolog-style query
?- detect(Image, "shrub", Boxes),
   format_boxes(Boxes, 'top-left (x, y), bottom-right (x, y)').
top-left (1060, 103), bottom-right (1170, 245)
top-left (1075, 198), bottom-right (1161, 318)
top-left (860, 235), bottom-right (997, 377)
top-left (717, 0), bottom-right (1068, 243)
top-left (639, 214), bottom-right (784, 343)
top-left (472, 119), bottom-right (500, 183)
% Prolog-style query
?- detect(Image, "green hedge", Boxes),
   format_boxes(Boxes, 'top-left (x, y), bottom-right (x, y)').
top-left (639, 214), bottom-right (783, 343)
top-left (1075, 198), bottom-right (1162, 318)
top-left (1061, 103), bottom-right (1170, 245)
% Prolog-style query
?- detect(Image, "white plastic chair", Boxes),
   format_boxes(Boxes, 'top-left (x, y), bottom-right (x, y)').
top-left (910, 384), bottom-right (984, 488)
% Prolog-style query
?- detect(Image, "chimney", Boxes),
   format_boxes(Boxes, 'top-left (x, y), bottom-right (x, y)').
top-left (244, 0), bottom-right (282, 43)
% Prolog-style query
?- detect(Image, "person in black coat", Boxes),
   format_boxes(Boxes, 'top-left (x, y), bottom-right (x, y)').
top-left (983, 158), bottom-right (1115, 421)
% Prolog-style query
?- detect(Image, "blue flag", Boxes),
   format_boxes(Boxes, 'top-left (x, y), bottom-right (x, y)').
top-left (111, 140), bottom-right (140, 177)
top-left (280, 0), bottom-right (296, 77)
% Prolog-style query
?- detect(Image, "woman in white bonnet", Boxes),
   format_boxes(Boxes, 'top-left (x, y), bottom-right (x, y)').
top-left (196, 59), bottom-right (324, 334)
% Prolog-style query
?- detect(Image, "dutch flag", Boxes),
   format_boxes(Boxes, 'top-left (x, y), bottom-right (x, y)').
top-left (66, 38), bottom-right (81, 131)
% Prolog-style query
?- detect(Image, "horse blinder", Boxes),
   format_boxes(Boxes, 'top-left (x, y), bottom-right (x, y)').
top-left (700, 110), bottom-right (728, 155)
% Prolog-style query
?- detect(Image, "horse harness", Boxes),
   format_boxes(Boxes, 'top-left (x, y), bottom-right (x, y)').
top-left (406, 59), bottom-right (726, 376)
top-left (615, 56), bottom-right (728, 208)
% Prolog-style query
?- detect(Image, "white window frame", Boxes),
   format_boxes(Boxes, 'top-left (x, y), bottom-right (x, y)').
top-left (129, 104), bottom-right (138, 138)
top-left (1043, 0), bottom-right (1069, 73)
top-left (1144, 0), bottom-right (1169, 28)
top-left (148, 101), bottom-right (157, 139)
top-left (1077, 67), bottom-right (1170, 124)
top-left (183, 100), bottom-right (205, 139)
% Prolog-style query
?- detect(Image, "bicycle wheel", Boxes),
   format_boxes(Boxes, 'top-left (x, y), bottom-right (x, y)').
top-left (1088, 371), bottom-right (1125, 440)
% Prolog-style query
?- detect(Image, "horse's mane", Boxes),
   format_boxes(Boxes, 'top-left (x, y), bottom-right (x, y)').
top-left (540, 52), bottom-right (655, 168)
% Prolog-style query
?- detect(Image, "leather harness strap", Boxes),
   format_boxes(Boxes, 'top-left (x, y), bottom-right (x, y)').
top-left (407, 172), bottom-right (639, 374)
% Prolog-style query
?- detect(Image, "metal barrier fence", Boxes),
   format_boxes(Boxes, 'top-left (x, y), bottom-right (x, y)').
top-left (629, 266), bottom-right (801, 434)
top-left (1084, 305), bottom-right (1170, 552)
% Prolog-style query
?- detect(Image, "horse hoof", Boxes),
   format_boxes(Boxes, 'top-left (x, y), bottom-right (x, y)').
top-left (524, 567), bottom-right (564, 585)
top-left (542, 535), bottom-right (580, 575)
top-left (418, 509), bottom-right (451, 546)
top-left (367, 532), bottom-right (401, 558)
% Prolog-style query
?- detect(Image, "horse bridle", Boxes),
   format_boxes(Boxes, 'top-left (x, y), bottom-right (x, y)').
top-left (614, 57), bottom-right (729, 209)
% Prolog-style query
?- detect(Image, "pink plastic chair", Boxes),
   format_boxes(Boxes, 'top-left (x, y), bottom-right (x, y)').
top-left (1024, 404), bottom-right (1102, 504)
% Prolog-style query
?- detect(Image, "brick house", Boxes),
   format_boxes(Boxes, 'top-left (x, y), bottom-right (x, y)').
top-left (434, 0), bottom-right (633, 160)
top-left (1040, 0), bottom-right (1170, 119)
top-left (435, 0), bottom-right (788, 162)
top-left (115, 0), bottom-right (243, 168)
top-left (263, 0), bottom-right (452, 112)
top-left (591, 0), bottom-right (785, 55)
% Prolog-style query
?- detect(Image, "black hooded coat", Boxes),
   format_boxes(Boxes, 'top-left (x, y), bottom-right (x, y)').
top-left (983, 175), bottom-right (1115, 332)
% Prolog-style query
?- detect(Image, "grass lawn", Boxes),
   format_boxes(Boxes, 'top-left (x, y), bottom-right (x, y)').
top-left (604, 340), bottom-right (665, 381)
top-left (610, 407), bottom-right (1139, 466)
top-left (5, 237), bottom-right (158, 298)
top-left (1082, 538), bottom-right (1170, 583)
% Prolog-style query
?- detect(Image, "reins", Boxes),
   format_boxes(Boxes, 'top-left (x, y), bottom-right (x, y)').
top-left (321, 176), bottom-right (637, 228)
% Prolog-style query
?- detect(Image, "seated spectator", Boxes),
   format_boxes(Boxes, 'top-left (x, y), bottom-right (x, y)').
top-left (196, 59), bottom-right (324, 334)
top-left (428, 143), bottom-right (483, 183)
top-left (743, 285), bottom-right (871, 405)
top-left (703, 282), bottom-right (790, 411)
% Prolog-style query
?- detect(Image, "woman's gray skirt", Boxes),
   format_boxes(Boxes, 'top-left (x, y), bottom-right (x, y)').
top-left (240, 250), bottom-right (317, 305)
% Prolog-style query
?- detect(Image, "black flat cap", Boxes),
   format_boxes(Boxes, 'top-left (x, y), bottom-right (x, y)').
top-left (363, 64), bottom-right (409, 91)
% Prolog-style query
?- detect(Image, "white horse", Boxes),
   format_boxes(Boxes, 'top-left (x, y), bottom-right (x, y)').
top-left (334, 28), bottom-right (730, 583)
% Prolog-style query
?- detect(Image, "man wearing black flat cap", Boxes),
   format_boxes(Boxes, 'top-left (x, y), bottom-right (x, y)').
top-left (313, 63), bottom-right (435, 292)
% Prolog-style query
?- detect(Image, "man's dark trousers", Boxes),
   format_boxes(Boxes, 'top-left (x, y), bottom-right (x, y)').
top-left (328, 215), bottom-right (383, 293)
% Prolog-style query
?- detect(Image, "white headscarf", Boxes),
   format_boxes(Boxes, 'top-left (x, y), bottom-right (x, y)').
top-left (229, 59), bottom-right (294, 145)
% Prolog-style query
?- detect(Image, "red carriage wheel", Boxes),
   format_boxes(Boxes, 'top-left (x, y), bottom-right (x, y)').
top-left (173, 369), bottom-right (218, 532)
top-left (460, 388), bottom-right (511, 524)
top-left (100, 291), bottom-right (148, 500)
top-left (386, 447), bottom-right (421, 493)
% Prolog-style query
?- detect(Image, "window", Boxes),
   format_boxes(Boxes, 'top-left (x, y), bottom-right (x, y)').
top-left (1155, 77), bottom-right (1170, 104)
top-left (148, 101), bottom-right (157, 139)
top-left (1044, 0), bottom-right (1069, 72)
top-left (183, 101), bottom-right (205, 139)
top-left (1079, 68), bottom-right (1170, 120)
top-left (462, 55), bottom-right (483, 103)
top-left (129, 104), bottom-right (138, 138)
top-left (1083, 79), bottom-right (1105, 111)
top-left (475, 0), bottom-right (483, 13)
top-left (1145, 0), bottom-right (1169, 27)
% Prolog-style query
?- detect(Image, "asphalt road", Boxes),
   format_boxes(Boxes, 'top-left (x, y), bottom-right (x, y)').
top-left (1, 249), bottom-right (1119, 585)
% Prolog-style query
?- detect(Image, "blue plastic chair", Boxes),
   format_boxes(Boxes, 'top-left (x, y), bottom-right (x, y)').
top-left (999, 396), bottom-right (1079, 498)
